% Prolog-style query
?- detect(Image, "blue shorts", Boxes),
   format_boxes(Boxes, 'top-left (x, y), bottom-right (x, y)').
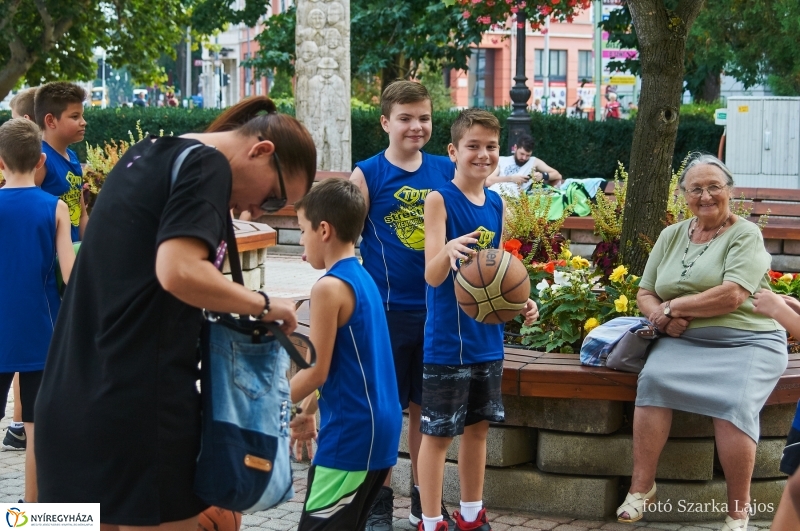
top-left (386, 310), bottom-right (426, 409)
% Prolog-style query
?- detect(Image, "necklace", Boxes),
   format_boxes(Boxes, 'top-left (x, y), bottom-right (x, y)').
top-left (680, 215), bottom-right (730, 279)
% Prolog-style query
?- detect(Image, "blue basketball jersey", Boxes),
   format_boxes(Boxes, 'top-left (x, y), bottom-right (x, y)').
top-left (314, 257), bottom-right (402, 471)
top-left (356, 151), bottom-right (455, 310)
top-left (41, 141), bottom-right (83, 242)
top-left (0, 187), bottom-right (61, 372)
top-left (424, 182), bottom-right (505, 366)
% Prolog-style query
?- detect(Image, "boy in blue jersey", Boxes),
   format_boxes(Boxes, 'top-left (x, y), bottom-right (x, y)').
top-left (754, 290), bottom-right (800, 530)
top-left (0, 119), bottom-right (75, 502)
top-left (350, 80), bottom-right (457, 529)
top-left (417, 110), bottom-right (538, 531)
top-left (290, 178), bottom-right (403, 531)
top-left (34, 82), bottom-right (88, 242)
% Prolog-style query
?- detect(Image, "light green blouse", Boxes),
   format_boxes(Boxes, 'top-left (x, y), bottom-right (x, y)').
top-left (639, 217), bottom-right (781, 331)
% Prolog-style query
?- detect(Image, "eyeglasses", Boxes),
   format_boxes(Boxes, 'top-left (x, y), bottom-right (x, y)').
top-left (259, 151), bottom-right (287, 213)
top-left (684, 185), bottom-right (727, 198)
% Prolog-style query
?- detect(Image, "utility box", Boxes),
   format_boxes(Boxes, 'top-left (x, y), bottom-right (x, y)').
top-left (725, 97), bottom-right (800, 188)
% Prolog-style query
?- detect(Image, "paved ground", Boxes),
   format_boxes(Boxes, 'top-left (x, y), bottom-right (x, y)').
top-left (0, 256), bottom-right (778, 530)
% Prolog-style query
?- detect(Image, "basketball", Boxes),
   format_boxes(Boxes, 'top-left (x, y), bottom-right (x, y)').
top-left (197, 506), bottom-right (242, 531)
top-left (455, 248), bottom-right (530, 324)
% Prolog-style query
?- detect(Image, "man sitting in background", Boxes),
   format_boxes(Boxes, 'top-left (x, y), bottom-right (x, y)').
top-left (485, 134), bottom-right (562, 197)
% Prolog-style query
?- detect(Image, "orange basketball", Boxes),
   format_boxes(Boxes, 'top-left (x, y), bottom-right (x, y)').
top-left (455, 248), bottom-right (530, 324)
top-left (197, 507), bottom-right (242, 531)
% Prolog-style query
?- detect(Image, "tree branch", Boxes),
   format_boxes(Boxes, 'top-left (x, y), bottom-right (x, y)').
top-left (0, 0), bottom-right (23, 35)
top-left (675, 0), bottom-right (705, 30)
top-left (33, 0), bottom-right (79, 50)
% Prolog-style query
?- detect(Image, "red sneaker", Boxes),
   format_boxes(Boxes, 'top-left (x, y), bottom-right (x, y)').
top-left (453, 508), bottom-right (491, 531)
top-left (417, 520), bottom-right (450, 531)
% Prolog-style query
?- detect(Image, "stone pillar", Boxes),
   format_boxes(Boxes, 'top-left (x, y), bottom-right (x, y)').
top-left (295, 0), bottom-right (351, 171)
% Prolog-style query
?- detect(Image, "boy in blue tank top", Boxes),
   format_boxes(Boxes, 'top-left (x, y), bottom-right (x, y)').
top-left (350, 80), bottom-right (456, 529)
top-left (34, 82), bottom-right (88, 242)
top-left (0, 119), bottom-right (75, 502)
top-left (290, 178), bottom-right (402, 531)
top-left (417, 110), bottom-right (538, 531)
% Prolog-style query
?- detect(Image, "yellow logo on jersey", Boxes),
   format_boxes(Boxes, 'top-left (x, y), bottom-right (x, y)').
top-left (385, 186), bottom-right (432, 251)
top-left (60, 171), bottom-right (82, 228)
top-left (474, 226), bottom-right (496, 250)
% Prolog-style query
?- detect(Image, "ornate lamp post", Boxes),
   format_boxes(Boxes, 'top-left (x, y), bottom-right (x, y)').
top-left (507, 6), bottom-right (531, 153)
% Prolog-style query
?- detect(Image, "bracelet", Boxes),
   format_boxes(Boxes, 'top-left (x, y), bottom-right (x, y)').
top-left (256, 290), bottom-right (270, 320)
top-left (542, 172), bottom-right (550, 182)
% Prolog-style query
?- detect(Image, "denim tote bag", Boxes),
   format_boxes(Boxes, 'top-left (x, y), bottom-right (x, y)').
top-left (193, 217), bottom-right (316, 512)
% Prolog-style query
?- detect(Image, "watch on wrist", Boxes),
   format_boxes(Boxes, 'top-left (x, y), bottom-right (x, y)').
top-left (663, 300), bottom-right (672, 317)
top-left (542, 172), bottom-right (550, 183)
top-left (256, 291), bottom-right (270, 320)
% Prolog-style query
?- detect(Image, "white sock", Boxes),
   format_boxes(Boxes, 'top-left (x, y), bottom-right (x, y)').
top-left (459, 500), bottom-right (483, 523)
top-left (10, 422), bottom-right (23, 429)
top-left (422, 514), bottom-right (443, 531)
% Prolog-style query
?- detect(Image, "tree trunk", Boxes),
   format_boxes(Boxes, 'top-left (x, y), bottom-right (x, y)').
top-left (620, 0), bottom-right (705, 275)
top-left (0, 52), bottom-right (37, 102)
top-left (380, 53), bottom-right (409, 93)
top-left (699, 70), bottom-right (721, 102)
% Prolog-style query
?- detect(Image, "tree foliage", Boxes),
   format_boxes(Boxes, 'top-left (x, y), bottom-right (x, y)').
top-left (602, 0), bottom-right (800, 100)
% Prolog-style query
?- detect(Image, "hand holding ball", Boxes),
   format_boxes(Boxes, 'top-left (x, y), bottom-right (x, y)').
top-left (455, 249), bottom-right (531, 324)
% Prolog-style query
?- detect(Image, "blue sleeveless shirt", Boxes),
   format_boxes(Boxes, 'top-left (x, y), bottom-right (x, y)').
top-left (314, 257), bottom-right (402, 471)
top-left (0, 187), bottom-right (61, 372)
top-left (424, 182), bottom-right (505, 366)
top-left (356, 151), bottom-right (454, 310)
top-left (41, 141), bottom-right (83, 242)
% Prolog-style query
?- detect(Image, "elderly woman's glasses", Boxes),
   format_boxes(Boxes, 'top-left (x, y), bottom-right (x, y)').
top-left (259, 152), bottom-right (287, 213)
top-left (684, 185), bottom-right (727, 198)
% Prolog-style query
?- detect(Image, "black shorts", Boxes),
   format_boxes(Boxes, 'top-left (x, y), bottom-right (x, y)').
top-left (0, 371), bottom-right (43, 423)
top-left (420, 360), bottom-right (504, 438)
top-left (298, 465), bottom-right (389, 531)
top-left (386, 310), bottom-right (426, 409)
top-left (781, 427), bottom-right (800, 476)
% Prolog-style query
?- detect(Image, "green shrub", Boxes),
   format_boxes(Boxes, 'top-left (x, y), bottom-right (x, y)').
top-left (0, 106), bottom-right (723, 179)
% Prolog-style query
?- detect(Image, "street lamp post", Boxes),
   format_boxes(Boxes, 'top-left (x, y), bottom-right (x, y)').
top-left (507, 5), bottom-right (531, 154)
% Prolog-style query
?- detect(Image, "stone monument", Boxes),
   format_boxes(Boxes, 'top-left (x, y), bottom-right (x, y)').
top-left (296, 0), bottom-right (351, 171)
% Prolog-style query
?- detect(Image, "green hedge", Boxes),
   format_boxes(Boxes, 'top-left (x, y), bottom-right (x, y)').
top-left (0, 106), bottom-right (723, 180)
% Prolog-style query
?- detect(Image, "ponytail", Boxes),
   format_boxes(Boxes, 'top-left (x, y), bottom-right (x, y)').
top-left (204, 96), bottom-right (279, 133)
top-left (206, 96), bottom-right (317, 192)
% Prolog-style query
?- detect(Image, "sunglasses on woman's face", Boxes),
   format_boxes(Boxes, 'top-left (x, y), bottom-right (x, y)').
top-left (259, 150), bottom-right (287, 213)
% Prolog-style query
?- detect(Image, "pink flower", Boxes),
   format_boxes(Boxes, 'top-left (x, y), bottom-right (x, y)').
top-left (462, 10), bottom-right (471, 18)
top-left (472, 0), bottom-right (480, 3)
top-left (510, 6), bottom-right (518, 13)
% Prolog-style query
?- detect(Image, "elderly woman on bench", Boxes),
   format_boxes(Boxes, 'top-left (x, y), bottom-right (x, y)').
top-left (616, 154), bottom-right (787, 531)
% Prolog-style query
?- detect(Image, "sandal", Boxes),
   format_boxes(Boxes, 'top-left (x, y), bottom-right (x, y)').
top-left (720, 515), bottom-right (748, 531)
top-left (616, 483), bottom-right (656, 523)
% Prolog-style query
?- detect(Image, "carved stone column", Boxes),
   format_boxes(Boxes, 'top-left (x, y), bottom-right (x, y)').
top-left (295, 0), bottom-right (351, 171)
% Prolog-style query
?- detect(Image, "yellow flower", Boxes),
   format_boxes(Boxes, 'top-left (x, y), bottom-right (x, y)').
top-left (584, 318), bottom-right (600, 333)
top-left (609, 265), bottom-right (628, 283)
top-left (780, 273), bottom-right (794, 283)
top-left (561, 248), bottom-right (573, 260)
top-left (614, 294), bottom-right (629, 313)
top-left (570, 256), bottom-right (590, 269)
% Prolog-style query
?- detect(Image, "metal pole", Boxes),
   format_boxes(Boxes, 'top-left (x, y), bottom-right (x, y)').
top-left (593, 0), bottom-right (603, 121)
top-left (542, 17), bottom-right (550, 115)
top-left (506, 3), bottom-right (531, 153)
top-left (186, 26), bottom-right (192, 101)
top-left (101, 49), bottom-right (107, 109)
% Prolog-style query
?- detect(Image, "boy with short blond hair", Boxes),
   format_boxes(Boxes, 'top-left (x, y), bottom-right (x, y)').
top-left (290, 178), bottom-right (402, 531)
top-left (349, 80), bottom-right (456, 529)
top-left (10, 88), bottom-right (36, 121)
top-left (0, 118), bottom-right (75, 502)
top-left (34, 82), bottom-right (88, 242)
top-left (417, 109), bottom-right (538, 531)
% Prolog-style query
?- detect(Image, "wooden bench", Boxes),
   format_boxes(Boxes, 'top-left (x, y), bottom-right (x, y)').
top-left (232, 219), bottom-right (277, 251)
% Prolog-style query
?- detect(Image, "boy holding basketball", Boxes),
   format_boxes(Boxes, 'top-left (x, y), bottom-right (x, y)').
top-left (290, 178), bottom-right (403, 531)
top-left (417, 109), bottom-right (537, 531)
top-left (350, 80), bottom-right (456, 529)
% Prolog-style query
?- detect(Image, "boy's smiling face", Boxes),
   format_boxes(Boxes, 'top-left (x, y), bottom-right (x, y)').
top-left (50, 102), bottom-right (86, 145)
top-left (448, 125), bottom-right (500, 181)
top-left (380, 100), bottom-right (433, 154)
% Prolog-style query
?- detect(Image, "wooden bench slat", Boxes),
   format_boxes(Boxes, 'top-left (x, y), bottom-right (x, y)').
top-left (520, 381), bottom-right (637, 401)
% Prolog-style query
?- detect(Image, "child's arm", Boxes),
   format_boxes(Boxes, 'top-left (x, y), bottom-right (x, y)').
top-left (55, 200), bottom-right (76, 284)
top-left (290, 393), bottom-right (318, 461)
top-left (424, 191), bottom-right (479, 287)
top-left (754, 289), bottom-right (800, 338)
top-left (349, 167), bottom-right (370, 211)
top-left (289, 276), bottom-right (349, 403)
top-left (79, 187), bottom-right (89, 240)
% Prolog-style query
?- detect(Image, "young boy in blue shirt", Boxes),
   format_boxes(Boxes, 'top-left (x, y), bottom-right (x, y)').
top-left (290, 178), bottom-right (403, 531)
top-left (417, 110), bottom-right (538, 531)
top-left (34, 82), bottom-right (88, 242)
top-left (350, 80), bottom-right (456, 529)
top-left (0, 118), bottom-right (75, 502)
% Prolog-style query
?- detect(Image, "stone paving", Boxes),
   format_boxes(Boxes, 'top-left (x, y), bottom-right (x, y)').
top-left (0, 256), bottom-right (779, 530)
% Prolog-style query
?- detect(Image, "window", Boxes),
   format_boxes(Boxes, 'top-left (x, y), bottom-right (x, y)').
top-left (244, 53), bottom-right (252, 97)
top-left (578, 51), bottom-right (593, 82)
top-left (534, 50), bottom-right (567, 82)
top-left (468, 48), bottom-right (494, 107)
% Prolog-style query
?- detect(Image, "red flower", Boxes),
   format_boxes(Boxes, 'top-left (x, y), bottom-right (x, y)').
top-left (769, 270), bottom-right (784, 281)
top-left (511, 250), bottom-right (522, 260)
top-left (504, 238), bottom-right (523, 252)
top-left (544, 262), bottom-right (556, 274)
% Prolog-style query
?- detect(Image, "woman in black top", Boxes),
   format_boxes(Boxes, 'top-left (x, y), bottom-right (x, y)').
top-left (35, 97), bottom-right (316, 530)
